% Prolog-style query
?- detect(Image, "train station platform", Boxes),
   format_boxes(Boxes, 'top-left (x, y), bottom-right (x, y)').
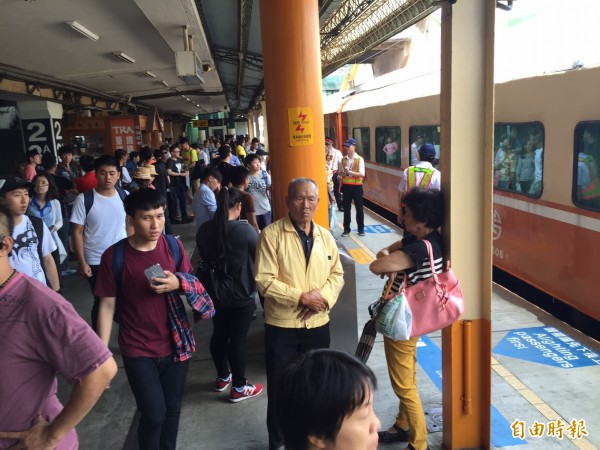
top-left (57, 208), bottom-right (600, 450)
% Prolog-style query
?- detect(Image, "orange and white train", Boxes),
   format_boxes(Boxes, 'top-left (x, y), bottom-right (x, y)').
top-left (324, 66), bottom-right (600, 323)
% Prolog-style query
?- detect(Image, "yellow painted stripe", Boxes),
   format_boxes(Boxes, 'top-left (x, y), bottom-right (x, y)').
top-left (347, 248), bottom-right (373, 264)
top-left (491, 357), bottom-right (595, 448)
top-left (337, 224), bottom-right (377, 261)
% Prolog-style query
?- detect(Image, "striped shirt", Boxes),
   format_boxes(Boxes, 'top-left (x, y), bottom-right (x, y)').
top-left (382, 231), bottom-right (443, 296)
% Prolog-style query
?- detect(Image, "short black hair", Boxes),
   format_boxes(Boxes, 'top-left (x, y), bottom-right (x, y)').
top-left (114, 149), bottom-right (127, 161)
top-left (41, 153), bottom-right (57, 171)
top-left (139, 146), bottom-right (153, 162)
top-left (94, 154), bottom-right (120, 172)
top-left (25, 149), bottom-right (39, 162)
top-left (244, 153), bottom-right (260, 166)
top-left (403, 188), bottom-right (444, 228)
top-left (180, 137), bottom-right (190, 145)
top-left (230, 165), bottom-right (249, 187)
top-left (124, 188), bottom-right (166, 217)
top-left (58, 146), bottom-right (73, 157)
top-left (200, 166), bottom-right (222, 183)
top-left (218, 145), bottom-right (231, 160)
top-left (79, 154), bottom-right (95, 172)
top-left (276, 349), bottom-right (377, 450)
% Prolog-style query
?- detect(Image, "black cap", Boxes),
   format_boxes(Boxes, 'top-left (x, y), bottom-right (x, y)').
top-left (0, 175), bottom-right (33, 194)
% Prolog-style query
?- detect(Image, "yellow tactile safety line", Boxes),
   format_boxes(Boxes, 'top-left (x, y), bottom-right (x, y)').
top-left (347, 248), bottom-right (373, 264)
top-left (337, 225), bottom-right (377, 262)
top-left (491, 357), bottom-right (596, 449)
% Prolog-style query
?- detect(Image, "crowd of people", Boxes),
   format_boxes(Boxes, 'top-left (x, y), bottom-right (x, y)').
top-left (0, 132), bottom-right (450, 450)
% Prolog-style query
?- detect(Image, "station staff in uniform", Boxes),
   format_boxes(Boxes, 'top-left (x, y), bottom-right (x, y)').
top-left (340, 138), bottom-right (366, 236)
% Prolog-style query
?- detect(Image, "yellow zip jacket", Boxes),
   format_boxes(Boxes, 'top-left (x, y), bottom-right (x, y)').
top-left (255, 215), bottom-right (344, 328)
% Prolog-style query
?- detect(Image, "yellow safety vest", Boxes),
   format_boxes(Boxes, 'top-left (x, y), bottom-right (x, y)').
top-left (407, 166), bottom-right (434, 190)
top-left (341, 156), bottom-right (363, 185)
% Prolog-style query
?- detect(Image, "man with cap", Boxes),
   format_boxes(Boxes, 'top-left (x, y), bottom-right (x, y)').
top-left (326, 137), bottom-right (344, 210)
top-left (0, 175), bottom-right (60, 291)
top-left (397, 143), bottom-right (441, 225)
top-left (340, 138), bottom-right (366, 237)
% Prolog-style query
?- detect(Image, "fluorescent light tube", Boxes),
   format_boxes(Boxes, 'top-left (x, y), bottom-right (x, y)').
top-left (67, 21), bottom-right (99, 41)
top-left (142, 71), bottom-right (156, 78)
top-left (113, 51), bottom-right (135, 64)
top-left (161, 80), bottom-right (169, 87)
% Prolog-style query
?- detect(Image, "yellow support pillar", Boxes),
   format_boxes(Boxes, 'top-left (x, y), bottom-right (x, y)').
top-left (440, 1), bottom-right (495, 449)
top-left (259, 0), bottom-right (327, 226)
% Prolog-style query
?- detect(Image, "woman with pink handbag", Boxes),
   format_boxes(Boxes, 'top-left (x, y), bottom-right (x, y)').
top-left (368, 188), bottom-right (444, 450)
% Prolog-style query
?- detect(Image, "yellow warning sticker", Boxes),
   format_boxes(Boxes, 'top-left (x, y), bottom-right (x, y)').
top-left (347, 248), bottom-right (374, 265)
top-left (288, 107), bottom-right (314, 147)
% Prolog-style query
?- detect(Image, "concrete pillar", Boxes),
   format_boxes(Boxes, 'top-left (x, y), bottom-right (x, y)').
top-left (259, 0), bottom-right (327, 225)
top-left (440, 2), bottom-right (495, 448)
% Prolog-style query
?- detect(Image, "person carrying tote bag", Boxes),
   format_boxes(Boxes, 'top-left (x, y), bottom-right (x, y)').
top-left (369, 188), bottom-right (444, 450)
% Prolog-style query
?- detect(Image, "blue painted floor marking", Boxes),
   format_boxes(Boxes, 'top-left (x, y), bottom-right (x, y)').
top-left (493, 326), bottom-right (600, 369)
top-left (418, 335), bottom-right (525, 447)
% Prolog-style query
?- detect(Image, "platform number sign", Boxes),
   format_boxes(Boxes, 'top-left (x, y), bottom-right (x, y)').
top-left (21, 118), bottom-right (63, 156)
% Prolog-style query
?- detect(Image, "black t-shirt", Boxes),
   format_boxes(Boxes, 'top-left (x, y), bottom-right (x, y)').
top-left (385, 230), bottom-right (443, 294)
top-left (166, 158), bottom-right (185, 186)
top-left (152, 161), bottom-right (168, 196)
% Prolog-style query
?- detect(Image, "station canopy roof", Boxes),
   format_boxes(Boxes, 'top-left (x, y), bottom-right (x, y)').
top-left (0, 0), bottom-right (438, 121)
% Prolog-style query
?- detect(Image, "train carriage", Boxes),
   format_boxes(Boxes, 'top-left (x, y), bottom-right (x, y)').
top-left (325, 65), bottom-right (600, 323)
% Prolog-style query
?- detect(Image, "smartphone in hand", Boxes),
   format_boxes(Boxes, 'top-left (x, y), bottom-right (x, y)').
top-left (144, 263), bottom-right (167, 285)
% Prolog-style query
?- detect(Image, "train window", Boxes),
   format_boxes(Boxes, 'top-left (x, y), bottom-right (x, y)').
top-left (573, 122), bottom-right (600, 211)
top-left (352, 127), bottom-right (370, 160)
top-left (375, 126), bottom-right (400, 167)
top-left (493, 122), bottom-right (544, 198)
top-left (325, 127), bottom-right (335, 142)
top-left (408, 126), bottom-right (440, 167)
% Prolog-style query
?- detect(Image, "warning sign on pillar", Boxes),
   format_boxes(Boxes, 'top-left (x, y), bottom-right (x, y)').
top-left (288, 107), bottom-right (314, 147)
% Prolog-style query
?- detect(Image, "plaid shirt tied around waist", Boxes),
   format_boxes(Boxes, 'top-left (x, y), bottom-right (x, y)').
top-left (168, 272), bottom-right (215, 362)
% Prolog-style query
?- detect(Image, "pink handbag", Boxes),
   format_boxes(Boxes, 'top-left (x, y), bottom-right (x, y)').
top-left (402, 240), bottom-right (464, 337)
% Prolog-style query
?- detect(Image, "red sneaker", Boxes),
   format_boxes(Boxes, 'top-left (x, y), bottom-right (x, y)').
top-left (214, 373), bottom-right (232, 392)
top-left (229, 383), bottom-right (263, 403)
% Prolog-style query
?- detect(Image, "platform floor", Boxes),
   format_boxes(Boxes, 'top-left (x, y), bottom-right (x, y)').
top-left (57, 208), bottom-right (600, 450)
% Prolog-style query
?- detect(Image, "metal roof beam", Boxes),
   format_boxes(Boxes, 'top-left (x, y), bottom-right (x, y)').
top-left (321, 0), bottom-right (439, 76)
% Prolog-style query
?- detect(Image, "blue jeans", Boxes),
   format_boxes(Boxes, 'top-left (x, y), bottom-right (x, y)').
top-left (123, 356), bottom-right (185, 450)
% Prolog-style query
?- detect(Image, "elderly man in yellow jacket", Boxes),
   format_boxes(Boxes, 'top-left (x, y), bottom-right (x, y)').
top-left (255, 177), bottom-right (344, 450)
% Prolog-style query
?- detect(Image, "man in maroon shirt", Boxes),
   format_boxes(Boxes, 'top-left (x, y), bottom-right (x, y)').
top-left (96, 188), bottom-right (195, 450)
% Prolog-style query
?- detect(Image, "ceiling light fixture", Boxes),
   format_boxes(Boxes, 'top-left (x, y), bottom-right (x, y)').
top-left (113, 51), bottom-right (135, 64)
top-left (142, 71), bottom-right (156, 78)
top-left (161, 80), bottom-right (169, 87)
top-left (67, 21), bottom-right (99, 41)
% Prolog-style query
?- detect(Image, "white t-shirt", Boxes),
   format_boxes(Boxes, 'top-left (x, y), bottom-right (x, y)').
top-left (70, 189), bottom-right (128, 265)
top-left (10, 215), bottom-right (56, 285)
